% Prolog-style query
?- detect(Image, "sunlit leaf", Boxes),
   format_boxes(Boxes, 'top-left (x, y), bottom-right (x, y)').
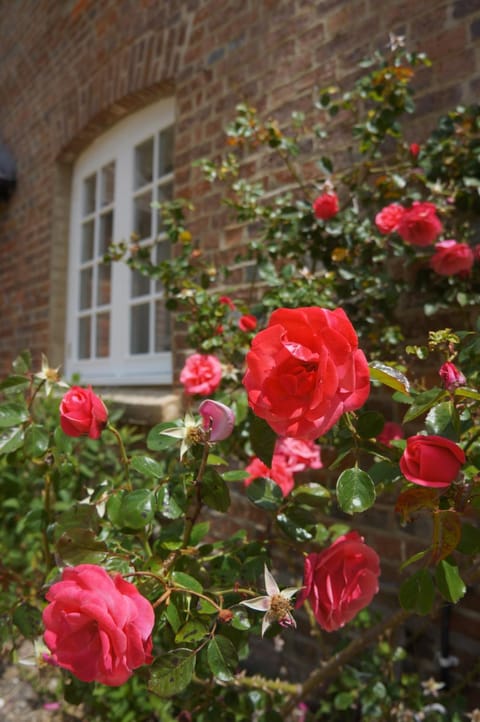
top-left (369, 362), bottom-right (410, 395)
top-left (435, 559), bottom-right (465, 603)
top-left (336, 468), bottom-right (375, 514)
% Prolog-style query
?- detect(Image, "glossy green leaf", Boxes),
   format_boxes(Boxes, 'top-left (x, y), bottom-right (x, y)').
top-left (455, 387), bottom-right (480, 402)
top-left (425, 401), bottom-right (459, 440)
top-left (403, 388), bottom-right (446, 423)
top-left (118, 489), bottom-right (155, 530)
top-left (276, 507), bottom-right (316, 542)
top-left (24, 425), bottom-right (49, 458)
top-left (131, 454), bottom-right (164, 478)
top-left (147, 422), bottom-right (183, 451)
top-left (249, 412), bottom-right (276, 468)
top-left (148, 649), bottom-right (196, 697)
top-left (202, 468), bottom-right (230, 512)
top-left (222, 469), bottom-right (250, 482)
top-left (246, 477), bottom-right (283, 510)
top-left (290, 483), bottom-right (330, 506)
top-left (336, 468), bottom-right (375, 514)
top-left (369, 363), bottom-right (410, 395)
top-left (435, 559), bottom-right (466, 603)
top-left (207, 635), bottom-right (238, 682)
top-left (171, 571), bottom-right (203, 594)
top-left (0, 427), bottom-right (24, 455)
top-left (399, 569), bottom-right (434, 615)
top-left (0, 402), bottom-right (28, 428)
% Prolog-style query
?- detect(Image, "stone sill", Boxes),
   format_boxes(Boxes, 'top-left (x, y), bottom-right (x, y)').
top-left (102, 388), bottom-right (182, 427)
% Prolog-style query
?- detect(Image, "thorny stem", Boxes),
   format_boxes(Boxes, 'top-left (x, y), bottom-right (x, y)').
top-left (42, 472), bottom-right (55, 570)
top-left (107, 424), bottom-right (132, 490)
top-left (125, 570), bottom-right (223, 612)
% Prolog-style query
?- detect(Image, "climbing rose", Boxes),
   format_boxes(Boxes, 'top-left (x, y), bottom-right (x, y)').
top-left (243, 306), bottom-right (370, 440)
top-left (239, 314), bottom-right (257, 332)
top-left (313, 192), bottom-right (339, 220)
top-left (60, 386), bottom-right (108, 439)
top-left (296, 532), bottom-right (380, 631)
top-left (400, 435), bottom-right (465, 488)
top-left (430, 240), bottom-right (474, 276)
top-left (42, 565), bottom-right (154, 686)
top-left (396, 201), bottom-right (442, 246)
top-left (375, 203), bottom-right (405, 234)
top-left (244, 437), bottom-right (322, 496)
top-left (180, 353), bottom-right (222, 395)
top-left (439, 361), bottom-right (466, 391)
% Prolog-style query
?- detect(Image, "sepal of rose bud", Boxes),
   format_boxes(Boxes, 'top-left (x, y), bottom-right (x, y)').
top-left (439, 361), bottom-right (466, 391)
top-left (198, 399), bottom-right (235, 441)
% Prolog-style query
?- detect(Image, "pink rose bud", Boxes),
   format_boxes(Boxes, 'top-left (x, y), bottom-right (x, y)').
top-left (312, 192), bottom-right (339, 220)
top-left (439, 361), bottom-right (466, 391)
top-left (238, 314), bottom-right (257, 332)
top-left (198, 399), bottom-right (235, 441)
top-left (59, 386), bottom-right (108, 439)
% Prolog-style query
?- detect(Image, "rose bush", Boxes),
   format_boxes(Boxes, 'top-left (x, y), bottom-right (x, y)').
top-left (399, 435), bottom-right (466, 488)
top-left (296, 532), bottom-right (381, 632)
top-left (42, 564), bottom-right (154, 686)
top-left (59, 385), bottom-right (108, 439)
top-left (243, 306), bottom-right (370, 439)
top-left (180, 353), bottom-right (222, 395)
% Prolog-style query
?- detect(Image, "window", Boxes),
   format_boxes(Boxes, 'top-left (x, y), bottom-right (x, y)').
top-left (65, 98), bottom-right (174, 385)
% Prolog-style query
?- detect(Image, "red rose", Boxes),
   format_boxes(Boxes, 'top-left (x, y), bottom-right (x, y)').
top-left (243, 306), bottom-right (370, 440)
top-left (396, 201), bottom-right (442, 246)
top-left (60, 386), bottom-right (108, 439)
top-left (377, 421), bottom-right (404, 447)
top-left (180, 353), bottom-right (222, 395)
top-left (409, 142), bottom-right (420, 158)
top-left (244, 455), bottom-right (295, 496)
top-left (375, 203), bottom-right (405, 234)
top-left (296, 532), bottom-right (380, 631)
top-left (400, 435), bottom-right (465, 488)
top-left (313, 192), bottom-right (339, 220)
top-left (239, 314), bottom-right (257, 332)
top-left (430, 240), bottom-right (474, 276)
top-left (43, 564), bottom-right (154, 686)
top-left (219, 295), bottom-right (235, 310)
top-left (439, 361), bottom-right (466, 391)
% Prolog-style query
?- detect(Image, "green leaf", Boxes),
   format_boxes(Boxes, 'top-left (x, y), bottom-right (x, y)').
top-left (369, 363), bottom-right (410, 395)
top-left (147, 422), bottom-right (183, 451)
top-left (454, 387), bottom-right (480, 402)
top-left (368, 460), bottom-right (402, 487)
top-left (0, 402), bottom-right (29, 428)
top-left (276, 507), bottom-right (317, 542)
top-left (457, 523), bottom-right (480, 555)
top-left (246, 477), bottom-right (283, 510)
top-left (249, 412), bottom-right (276, 467)
top-left (175, 620), bottom-right (209, 644)
top-left (148, 649), bottom-right (196, 697)
top-left (202, 468), bottom-right (231, 512)
top-left (0, 375), bottom-right (29, 391)
top-left (399, 570), bottom-right (434, 615)
top-left (425, 401), bottom-right (459, 440)
top-left (118, 489), bottom-right (155, 530)
top-left (336, 468), bottom-right (376, 514)
top-left (12, 603), bottom-right (42, 638)
top-left (290, 483), bottom-right (330, 506)
top-left (12, 350), bottom-right (31, 374)
top-left (171, 571), bottom-right (203, 594)
top-left (435, 559), bottom-right (466, 603)
top-left (207, 635), bottom-right (238, 682)
top-left (131, 454), bottom-right (164, 478)
top-left (0, 427), bottom-right (24, 455)
top-left (222, 469), bottom-right (250, 482)
top-left (54, 503), bottom-right (100, 539)
top-left (55, 528), bottom-right (108, 566)
top-left (24, 425), bottom-right (49, 457)
top-left (356, 411), bottom-right (385, 439)
top-left (403, 388), bottom-right (446, 424)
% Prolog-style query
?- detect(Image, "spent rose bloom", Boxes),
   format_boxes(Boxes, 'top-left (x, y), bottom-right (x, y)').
top-left (377, 421), bottom-right (404, 447)
top-left (430, 240), bottom-right (474, 276)
top-left (198, 399), bottom-right (235, 441)
top-left (396, 201), bottom-right (442, 246)
top-left (243, 306), bottom-right (370, 440)
top-left (180, 353), bottom-right (222, 395)
top-left (439, 361), bottom-right (466, 391)
top-left (60, 386), bottom-right (108, 439)
top-left (239, 314), bottom-right (257, 332)
top-left (400, 435), bottom-right (465, 488)
top-left (313, 192), bottom-right (339, 220)
top-left (296, 532), bottom-right (380, 631)
top-left (42, 564), bottom-right (154, 686)
top-left (240, 565), bottom-right (300, 636)
top-left (375, 203), bottom-right (405, 234)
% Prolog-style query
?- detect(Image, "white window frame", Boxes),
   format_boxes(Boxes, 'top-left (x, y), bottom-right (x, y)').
top-left (65, 98), bottom-right (175, 385)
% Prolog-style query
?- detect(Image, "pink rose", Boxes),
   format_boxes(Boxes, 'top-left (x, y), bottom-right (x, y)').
top-left (377, 421), bottom-right (404, 447)
top-left (245, 455), bottom-right (295, 496)
top-left (439, 361), bottom-right (466, 391)
top-left (239, 314), bottom-right (257, 332)
top-left (400, 435), bottom-right (465, 488)
top-left (430, 240), bottom-right (474, 276)
top-left (375, 203), bottom-right (405, 234)
top-left (180, 353), bottom-right (222, 395)
top-left (296, 532), bottom-right (380, 631)
top-left (243, 306), bottom-right (370, 440)
top-left (275, 437), bottom-right (322, 472)
top-left (42, 564), bottom-right (154, 686)
top-left (60, 386), bottom-right (108, 440)
top-left (313, 192), bottom-right (339, 220)
top-left (396, 201), bottom-right (442, 246)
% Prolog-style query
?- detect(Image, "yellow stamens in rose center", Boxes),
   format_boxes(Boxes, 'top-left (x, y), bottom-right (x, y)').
top-left (185, 426), bottom-right (206, 445)
top-left (269, 594), bottom-right (292, 621)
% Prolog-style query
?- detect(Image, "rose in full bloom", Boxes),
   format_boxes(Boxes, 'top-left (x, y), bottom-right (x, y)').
top-left (180, 353), bottom-right (222, 395)
top-left (396, 201), bottom-right (442, 246)
top-left (430, 240), bottom-right (474, 276)
top-left (400, 435), bottom-right (465, 488)
top-left (377, 421), bottom-right (404, 447)
top-left (244, 437), bottom-right (322, 496)
top-left (313, 192), bottom-right (339, 220)
top-left (375, 203), bottom-right (405, 234)
top-left (60, 386), bottom-right (108, 439)
top-left (296, 532), bottom-right (380, 631)
top-left (43, 564), bottom-right (154, 686)
top-left (239, 314), bottom-right (257, 332)
top-left (243, 306), bottom-right (370, 440)
top-left (439, 361), bottom-right (466, 391)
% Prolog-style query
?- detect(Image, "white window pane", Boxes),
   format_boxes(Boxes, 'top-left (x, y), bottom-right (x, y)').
top-left (97, 264), bottom-right (111, 306)
top-left (99, 210), bottom-right (114, 256)
top-left (79, 267), bottom-right (93, 310)
top-left (100, 162), bottom-right (115, 206)
top-left (81, 220), bottom-right (95, 262)
top-left (83, 174), bottom-right (96, 216)
top-left (134, 137), bottom-right (153, 189)
top-left (155, 240), bottom-right (170, 292)
top-left (133, 191), bottom-right (152, 240)
top-left (158, 126), bottom-right (174, 176)
top-left (131, 268), bottom-right (150, 298)
top-left (130, 303), bottom-right (150, 354)
top-left (154, 300), bottom-right (171, 352)
top-left (78, 316), bottom-right (91, 359)
top-left (96, 312), bottom-right (110, 358)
